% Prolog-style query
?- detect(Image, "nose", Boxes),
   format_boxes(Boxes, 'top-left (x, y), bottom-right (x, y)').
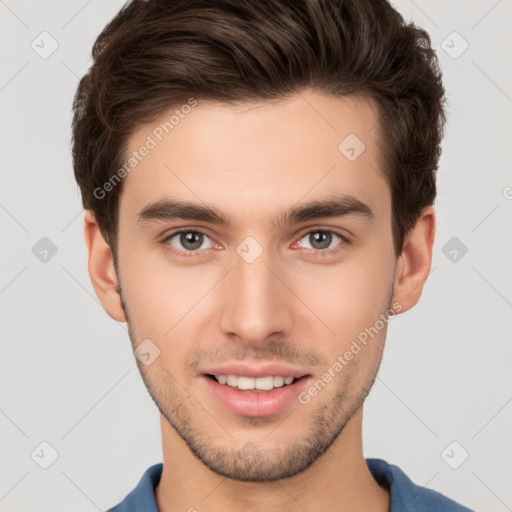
top-left (218, 247), bottom-right (293, 346)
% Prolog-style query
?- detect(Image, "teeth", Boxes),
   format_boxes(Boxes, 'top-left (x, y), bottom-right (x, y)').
top-left (226, 375), bottom-right (238, 386)
top-left (238, 376), bottom-right (256, 390)
top-left (214, 375), bottom-right (297, 391)
top-left (273, 376), bottom-right (284, 387)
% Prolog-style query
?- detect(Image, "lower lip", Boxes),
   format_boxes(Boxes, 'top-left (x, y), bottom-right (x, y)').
top-left (202, 375), bottom-right (310, 417)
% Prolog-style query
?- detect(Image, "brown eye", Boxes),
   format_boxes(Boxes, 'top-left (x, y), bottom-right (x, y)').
top-left (165, 230), bottom-right (214, 252)
top-left (298, 230), bottom-right (344, 251)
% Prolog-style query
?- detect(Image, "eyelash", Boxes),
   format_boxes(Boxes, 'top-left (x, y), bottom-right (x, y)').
top-left (161, 228), bottom-right (350, 259)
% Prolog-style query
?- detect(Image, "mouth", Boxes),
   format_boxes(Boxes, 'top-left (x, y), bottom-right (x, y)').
top-left (201, 372), bottom-right (312, 417)
top-left (205, 374), bottom-right (302, 391)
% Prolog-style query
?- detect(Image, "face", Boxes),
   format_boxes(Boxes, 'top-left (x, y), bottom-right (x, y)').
top-left (114, 90), bottom-right (399, 481)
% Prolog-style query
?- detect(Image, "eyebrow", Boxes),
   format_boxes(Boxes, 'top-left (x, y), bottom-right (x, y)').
top-left (137, 193), bottom-right (374, 228)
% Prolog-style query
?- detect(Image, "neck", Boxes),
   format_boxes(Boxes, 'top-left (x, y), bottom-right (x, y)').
top-left (155, 407), bottom-right (390, 512)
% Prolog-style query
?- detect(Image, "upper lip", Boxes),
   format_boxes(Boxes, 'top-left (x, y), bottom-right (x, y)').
top-left (201, 362), bottom-right (310, 379)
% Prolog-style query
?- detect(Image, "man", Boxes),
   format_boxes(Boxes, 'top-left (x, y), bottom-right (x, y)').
top-left (72, 0), bottom-right (475, 510)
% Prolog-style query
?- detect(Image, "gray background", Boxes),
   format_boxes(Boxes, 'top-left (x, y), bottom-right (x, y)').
top-left (1, 1), bottom-right (511, 510)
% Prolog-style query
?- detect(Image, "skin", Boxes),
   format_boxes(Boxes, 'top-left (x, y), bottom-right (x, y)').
top-left (84, 89), bottom-right (435, 512)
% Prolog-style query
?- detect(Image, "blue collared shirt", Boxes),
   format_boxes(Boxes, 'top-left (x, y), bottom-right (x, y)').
top-left (106, 458), bottom-right (475, 511)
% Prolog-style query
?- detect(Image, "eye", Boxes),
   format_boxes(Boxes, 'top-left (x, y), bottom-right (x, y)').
top-left (161, 228), bottom-right (349, 259)
top-left (296, 229), bottom-right (347, 254)
top-left (164, 230), bottom-right (216, 254)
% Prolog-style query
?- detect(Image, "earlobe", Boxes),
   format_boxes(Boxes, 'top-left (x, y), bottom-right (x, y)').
top-left (392, 206), bottom-right (436, 314)
top-left (83, 210), bottom-right (127, 323)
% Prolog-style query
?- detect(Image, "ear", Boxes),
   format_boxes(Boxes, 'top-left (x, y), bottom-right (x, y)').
top-left (83, 210), bottom-right (126, 322)
top-left (392, 206), bottom-right (436, 314)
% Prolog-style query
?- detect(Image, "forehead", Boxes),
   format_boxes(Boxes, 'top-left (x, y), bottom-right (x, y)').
top-left (119, 91), bottom-right (389, 226)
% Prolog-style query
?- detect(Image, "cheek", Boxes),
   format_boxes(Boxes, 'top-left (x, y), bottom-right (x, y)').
top-left (118, 241), bottom-right (221, 338)
top-left (292, 253), bottom-right (394, 343)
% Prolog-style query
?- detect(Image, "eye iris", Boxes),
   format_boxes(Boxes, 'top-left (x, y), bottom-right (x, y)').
top-left (310, 231), bottom-right (331, 250)
top-left (181, 232), bottom-right (203, 250)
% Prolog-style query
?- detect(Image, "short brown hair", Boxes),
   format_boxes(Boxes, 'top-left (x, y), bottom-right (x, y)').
top-left (72, 0), bottom-right (446, 258)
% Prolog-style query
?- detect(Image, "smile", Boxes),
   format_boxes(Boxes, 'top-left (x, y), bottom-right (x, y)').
top-left (209, 374), bottom-right (297, 391)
